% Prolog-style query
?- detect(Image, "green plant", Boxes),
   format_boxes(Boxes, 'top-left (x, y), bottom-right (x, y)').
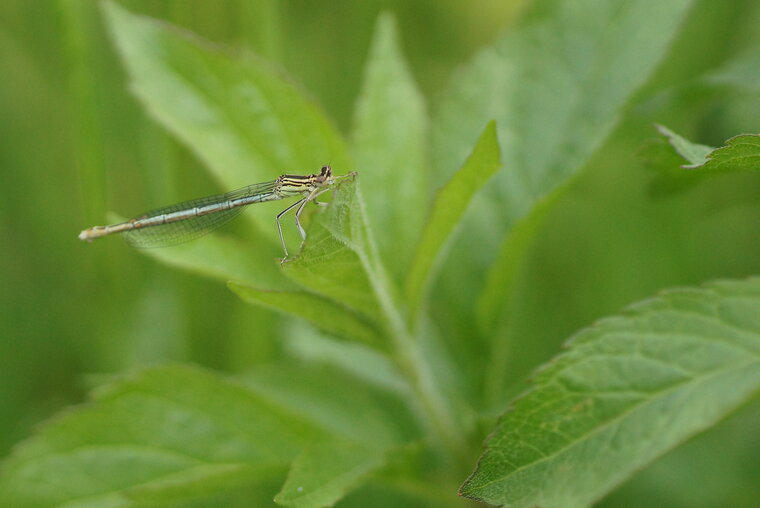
top-left (2, 1), bottom-right (759, 507)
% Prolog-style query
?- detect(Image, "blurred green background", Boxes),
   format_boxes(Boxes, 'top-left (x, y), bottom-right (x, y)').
top-left (0, 0), bottom-right (524, 458)
top-left (1, 1), bottom-right (760, 505)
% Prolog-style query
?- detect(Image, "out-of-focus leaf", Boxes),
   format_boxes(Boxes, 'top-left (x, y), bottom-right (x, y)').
top-left (275, 442), bottom-right (385, 508)
top-left (656, 124), bottom-right (714, 167)
top-left (461, 278), bottom-right (760, 507)
top-left (435, 0), bottom-right (695, 204)
top-left (283, 321), bottom-right (407, 394)
top-left (244, 365), bottom-right (421, 507)
top-left (405, 121), bottom-right (500, 320)
top-left (102, 0), bottom-right (350, 239)
top-left (476, 187), bottom-right (561, 334)
top-left (0, 363), bottom-right (419, 507)
top-left (435, 0), bottom-right (695, 312)
top-left (0, 365), bottom-right (327, 507)
top-left (228, 282), bottom-right (384, 348)
top-left (351, 13), bottom-right (429, 279)
top-left (241, 364), bottom-right (419, 449)
top-left (137, 230), bottom-right (289, 289)
top-left (600, 401), bottom-right (760, 508)
top-left (282, 176), bottom-right (388, 323)
top-left (439, 0), bottom-right (697, 403)
top-left (703, 38), bottom-right (760, 93)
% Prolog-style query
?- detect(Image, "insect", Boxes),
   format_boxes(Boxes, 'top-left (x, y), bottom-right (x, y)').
top-left (79, 166), bottom-right (356, 260)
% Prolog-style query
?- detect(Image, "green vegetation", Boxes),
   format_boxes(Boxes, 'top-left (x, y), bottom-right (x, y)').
top-left (1, 1), bottom-right (759, 507)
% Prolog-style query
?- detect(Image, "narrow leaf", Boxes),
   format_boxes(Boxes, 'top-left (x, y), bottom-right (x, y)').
top-left (275, 442), bottom-right (385, 508)
top-left (228, 281), bottom-right (384, 348)
top-left (351, 13), bottom-right (429, 279)
top-left (102, 1), bottom-right (350, 237)
top-left (461, 278), bottom-right (760, 508)
top-left (703, 39), bottom-right (760, 93)
top-left (405, 121), bottom-right (500, 317)
top-left (477, 186), bottom-right (564, 335)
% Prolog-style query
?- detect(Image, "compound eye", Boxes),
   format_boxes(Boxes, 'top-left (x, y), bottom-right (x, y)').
top-left (321, 165), bottom-right (331, 177)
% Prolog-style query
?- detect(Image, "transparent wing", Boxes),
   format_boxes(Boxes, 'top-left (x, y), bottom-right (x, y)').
top-left (124, 180), bottom-right (279, 248)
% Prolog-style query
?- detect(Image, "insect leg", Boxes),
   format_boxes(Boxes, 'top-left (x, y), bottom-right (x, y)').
top-left (276, 198), bottom-right (306, 259)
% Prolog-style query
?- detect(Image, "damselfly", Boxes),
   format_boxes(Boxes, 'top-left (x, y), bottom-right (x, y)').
top-left (79, 166), bottom-right (355, 260)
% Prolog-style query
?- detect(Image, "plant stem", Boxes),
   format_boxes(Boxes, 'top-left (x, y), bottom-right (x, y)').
top-left (370, 255), bottom-right (470, 465)
top-left (354, 193), bottom-right (470, 467)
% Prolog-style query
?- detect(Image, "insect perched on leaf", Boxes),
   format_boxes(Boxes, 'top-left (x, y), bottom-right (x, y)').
top-left (79, 166), bottom-right (356, 260)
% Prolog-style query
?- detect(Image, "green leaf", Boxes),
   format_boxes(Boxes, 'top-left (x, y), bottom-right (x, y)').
top-left (102, 1), bottom-right (350, 237)
top-left (460, 277), bottom-right (760, 507)
top-left (438, 0), bottom-right (696, 400)
top-left (132, 228), bottom-right (290, 289)
top-left (282, 176), bottom-right (388, 323)
top-left (243, 365), bottom-right (420, 506)
top-left (477, 186), bottom-right (565, 334)
top-left (434, 0), bottom-right (695, 205)
top-left (241, 364), bottom-right (419, 448)
top-left (283, 322), bottom-right (407, 394)
top-left (658, 126), bottom-right (760, 172)
top-left (0, 365), bottom-right (327, 507)
top-left (351, 13), bottom-right (429, 279)
top-left (228, 282), bottom-right (384, 348)
top-left (703, 39), bottom-right (760, 93)
top-left (405, 121), bottom-right (501, 319)
top-left (655, 124), bottom-right (714, 167)
top-left (639, 137), bottom-right (706, 197)
top-left (0, 364), bottom-right (417, 507)
top-left (275, 442), bottom-right (385, 508)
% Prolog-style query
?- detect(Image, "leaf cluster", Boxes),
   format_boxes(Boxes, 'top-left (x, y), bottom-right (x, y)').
top-left (2, 1), bottom-right (760, 507)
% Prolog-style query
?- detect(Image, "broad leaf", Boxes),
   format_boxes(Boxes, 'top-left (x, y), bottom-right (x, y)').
top-left (461, 278), bottom-right (760, 507)
top-left (103, 1), bottom-right (350, 239)
top-left (405, 121), bottom-right (501, 321)
top-left (275, 442), bottom-right (385, 508)
top-left (434, 0), bottom-right (695, 331)
top-left (0, 364), bottom-right (418, 507)
top-left (351, 13), bottom-right (429, 279)
top-left (646, 127), bottom-right (760, 199)
top-left (228, 282), bottom-right (384, 348)
top-left (434, 0), bottom-right (695, 202)
top-left (658, 126), bottom-right (760, 172)
top-left (0, 365), bottom-right (326, 506)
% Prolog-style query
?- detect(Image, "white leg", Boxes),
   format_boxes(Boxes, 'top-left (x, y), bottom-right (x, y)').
top-left (276, 198), bottom-right (305, 260)
top-left (312, 188), bottom-right (332, 206)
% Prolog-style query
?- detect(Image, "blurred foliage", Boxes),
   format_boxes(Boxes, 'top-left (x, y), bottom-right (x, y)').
top-left (0, 0), bottom-right (759, 507)
top-left (0, 0), bottom-right (521, 454)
